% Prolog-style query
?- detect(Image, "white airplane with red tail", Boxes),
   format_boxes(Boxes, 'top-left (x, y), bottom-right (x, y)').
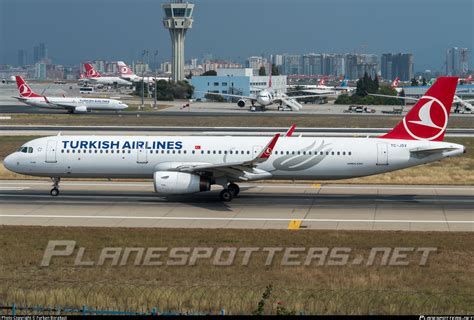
top-left (13, 76), bottom-right (128, 113)
top-left (4, 77), bottom-right (465, 201)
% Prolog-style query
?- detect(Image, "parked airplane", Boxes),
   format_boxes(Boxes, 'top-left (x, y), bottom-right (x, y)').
top-left (1, 76), bottom-right (15, 84)
top-left (13, 76), bottom-right (128, 113)
top-left (117, 61), bottom-right (170, 83)
top-left (4, 77), bottom-right (465, 201)
top-left (290, 77), bottom-right (355, 95)
top-left (81, 63), bottom-right (132, 87)
top-left (203, 73), bottom-right (333, 111)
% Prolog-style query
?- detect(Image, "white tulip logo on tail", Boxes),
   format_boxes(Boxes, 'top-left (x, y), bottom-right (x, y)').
top-left (403, 96), bottom-right (448, 141)
top-left (19, 84), bottom-right (32, 97)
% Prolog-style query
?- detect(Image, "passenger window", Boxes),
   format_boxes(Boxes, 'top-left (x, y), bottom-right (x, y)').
top-left (343, 152), bottom-right (346, 155)
top-left (100, 150), bottom-right (103, 153)
top-left (337, 152), bottom-right (340, 155)
top-left (192, 150), bottom-right (195, 154)
top-left (61, 150), bottom-right (64, 153)
top-left (128, 150), bottom-right (131, 154)
top-left (183, 150), bottom-right (186, 154)
top-left (201, 150), bottom-right (204, 154)
top-left (72, 150), bottom-right (76, 153)
top-left (331, 152), bottom-right (334, 155)
top-left (213, 150), bottom-right (216, 154)
top-left (247, 151), bottom-right (250, 154)
top-left (349, 152), bottom-right (352, 156)
top-left (218, 151), bottom-right (222, 154)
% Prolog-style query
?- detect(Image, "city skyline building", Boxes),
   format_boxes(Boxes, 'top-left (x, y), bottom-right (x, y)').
top-left (446, 47), bottom-right (469, 76)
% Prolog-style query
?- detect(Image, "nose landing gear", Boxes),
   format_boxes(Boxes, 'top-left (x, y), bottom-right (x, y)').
top-left (50, 177), bottom-right (60, 196)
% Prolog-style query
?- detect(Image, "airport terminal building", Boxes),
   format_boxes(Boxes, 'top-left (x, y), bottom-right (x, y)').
top-left (190, 68), bottom-right (287, 101)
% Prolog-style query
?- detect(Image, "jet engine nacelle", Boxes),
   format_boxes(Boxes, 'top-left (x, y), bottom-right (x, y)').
top-left (153, 171), bottom-right (211, 195)
top-left (237, 99), bottom-right (246, 108)
top-left (74, 106), bottom-right (88, 113)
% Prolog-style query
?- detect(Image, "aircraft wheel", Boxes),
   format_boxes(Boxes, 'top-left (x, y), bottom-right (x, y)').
top-left (219, 189), bottom-right (234, 202)
top-left (227, 183), bottom-right (240, 196)
top-left (50, 188), bottom-right (60, 196)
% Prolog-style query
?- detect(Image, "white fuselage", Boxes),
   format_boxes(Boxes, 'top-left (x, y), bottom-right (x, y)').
top-left (121, 74), bottom-right (169, 84)
top-left (19, 97), bottom-right (128, 111)
top-left (84, 77), bottom-right (132, 86)
top-left (4, 135), bottom-right (464, 180)
top-left (255, 90), bottom-right (274, 106)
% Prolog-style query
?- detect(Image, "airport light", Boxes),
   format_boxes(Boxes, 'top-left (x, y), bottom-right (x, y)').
top-left (154, 50), bottom-right (158, 109)
top-left (141, 50), bottom-right (149, 108)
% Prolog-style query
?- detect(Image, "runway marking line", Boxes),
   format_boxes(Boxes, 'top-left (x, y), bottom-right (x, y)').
top-left (0, 214), bottom-right (472, 224)
top-left (288, 220), bottom-right (302, 230)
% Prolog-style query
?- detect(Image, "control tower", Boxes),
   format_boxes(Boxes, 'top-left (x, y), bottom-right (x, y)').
top-left (162, 1), bottom-right (194, 82)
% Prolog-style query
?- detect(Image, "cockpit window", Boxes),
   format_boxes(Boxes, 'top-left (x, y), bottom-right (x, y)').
top-left (17, 146), bottom-right (33, 153)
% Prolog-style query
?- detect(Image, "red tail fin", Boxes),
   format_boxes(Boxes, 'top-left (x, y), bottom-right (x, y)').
top-left (380, 77), bottom-right (458, 141)
top-left (391, 77), bottom-right (400, 88)
top-left (15, 76), bottom-right (42, 98)
top-left (118, 61), bottom-right (134, 76)
top-left (83, 63), bottom-right (101, 78)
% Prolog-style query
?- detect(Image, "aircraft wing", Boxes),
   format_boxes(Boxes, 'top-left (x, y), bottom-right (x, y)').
top-left (296, 89), bottom-right (340, 95)
top-left (197, 91), bottom-right (255, 101)
top-left (171, 134), bottom-right (280, 180)
top-left (410, 146), bottom-right (458, 154)
top-left (368, 93), bottom-right (419, 101)
top-left (43, 97), bottom-right (76, 111)
top-left (283, 92), bottom-right (337, 99)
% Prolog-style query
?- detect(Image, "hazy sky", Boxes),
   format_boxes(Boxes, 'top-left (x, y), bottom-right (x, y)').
top-left (1, 0), bottom-right (472, 71)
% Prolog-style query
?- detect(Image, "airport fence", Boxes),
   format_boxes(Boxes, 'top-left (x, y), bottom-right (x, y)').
top-left (0, 281), bottom-right (472, 315)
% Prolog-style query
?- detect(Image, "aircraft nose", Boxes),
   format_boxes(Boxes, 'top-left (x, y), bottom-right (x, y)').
top-left (3, 153), bottom-right (17, 172)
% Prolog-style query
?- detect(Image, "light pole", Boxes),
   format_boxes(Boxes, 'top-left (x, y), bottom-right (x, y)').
top-left (141, 49), bottom-right (148, 108)
top-left (154, 50), bottom-right (158, 109)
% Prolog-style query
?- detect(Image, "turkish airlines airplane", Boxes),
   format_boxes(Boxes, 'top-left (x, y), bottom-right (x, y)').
top-left (81, 63), bottom-right (132, 87)
top-left (203, 72), bottom-right (332, 111)
top-left (13, 76), bottom-right (128, 113)
top-left (4, 77), bottom-right (465, 201)
top-left (289, 77), bottom-right (355, 95)
top-left (117, 61), bottom-right (170, 83)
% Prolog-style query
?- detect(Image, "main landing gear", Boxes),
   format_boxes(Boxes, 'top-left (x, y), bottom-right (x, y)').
top-left (50, 177), bottom-right (60, 196)
top-left (219, 183), bottom-right (240, 202)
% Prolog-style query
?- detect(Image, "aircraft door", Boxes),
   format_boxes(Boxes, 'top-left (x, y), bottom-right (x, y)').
top-left (45, 140), bottom-right (58, 163)
top-left (376, 143), bottom-right (388, 165)
top-left (137, 148), bottom-right (148, 164)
